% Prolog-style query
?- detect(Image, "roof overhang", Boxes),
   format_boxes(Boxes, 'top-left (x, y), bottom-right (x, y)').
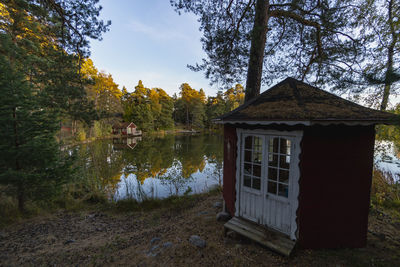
top-left (213, 119), bottom-right (393, 126)
top-left (213, 119), bottom-right (311, 126)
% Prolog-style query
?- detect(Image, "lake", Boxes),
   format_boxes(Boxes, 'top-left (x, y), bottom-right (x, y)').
top-left (75, 134), bottom-right (223, 201)
top-left (74, 134), bottom-right (400, 202)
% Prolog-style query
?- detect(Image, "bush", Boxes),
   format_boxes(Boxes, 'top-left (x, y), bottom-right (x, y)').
top-left (76, 128), bottom-right (86, 141)
top-left (371, 167), bottom-right (400, 209)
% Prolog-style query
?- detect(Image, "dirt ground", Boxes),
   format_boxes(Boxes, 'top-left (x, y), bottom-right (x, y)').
top-left (0, 192), bottom-right (399, 267)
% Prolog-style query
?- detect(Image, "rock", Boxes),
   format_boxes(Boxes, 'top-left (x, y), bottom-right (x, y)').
top-left (162, 242), bottom-right (173, 248)
top-left (150, 237), bottom-right (161, 245)
top-left (189, 235), bottom-right (206, 248)
top-left (235, 244), bottom-right (242, 249)
top-left (146, 245), bottom-right (160, 257)
top-left (213, 201), bottom-right (222, 208)
top-left (197, 211), bottom-right (208, 215)
top-left (216, 211), bottom-right (231, 222)
top-left (64, 239), bottom-right (75, 245)
top-left (149, 245), bottom-right (159, 252)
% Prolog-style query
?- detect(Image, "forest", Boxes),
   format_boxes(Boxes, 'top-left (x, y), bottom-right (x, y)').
top-left (0, 0), bottom-right (399, 234)
top-left (75, 57), bottom-right (245, 137)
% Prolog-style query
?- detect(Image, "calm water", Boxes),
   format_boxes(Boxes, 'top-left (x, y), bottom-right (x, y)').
top-left (75, 134), bottom-right (223, 201)
top-left (74, 134), bottom-right (399, 202)
top-left (375, 140), bottom-right (400, 181)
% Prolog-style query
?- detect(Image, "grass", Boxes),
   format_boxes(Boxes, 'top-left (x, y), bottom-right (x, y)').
top-left (370, 167), bottom-right (400, 216)
top-left (111, 187), bottom-right (220, 214)
top-left (0, 183), bottom-right (222, 229)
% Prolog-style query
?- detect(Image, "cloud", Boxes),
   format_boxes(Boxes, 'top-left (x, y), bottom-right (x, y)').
top-left (128, 20), bottom-right (188, 41)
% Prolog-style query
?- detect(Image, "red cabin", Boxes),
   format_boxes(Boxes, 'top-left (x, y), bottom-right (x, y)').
top-left (215, 78), bottom-right (396, 255)
top-left (112, 122), bottom-right (141, 136)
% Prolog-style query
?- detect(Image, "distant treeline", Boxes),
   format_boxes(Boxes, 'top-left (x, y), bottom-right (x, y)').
top-left (72, 59), bottom-right (245, 137)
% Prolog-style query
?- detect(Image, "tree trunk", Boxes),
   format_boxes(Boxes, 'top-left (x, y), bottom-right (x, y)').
top-left (13, 106), bottom-right (24, 212)
top-left (244, 0), bottom-right (270, 102)
top-left (380, 0), bottom-right (396, 111)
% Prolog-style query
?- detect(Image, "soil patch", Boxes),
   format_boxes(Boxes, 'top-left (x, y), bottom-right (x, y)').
top-left (0, 193), bottom-right (399, 266)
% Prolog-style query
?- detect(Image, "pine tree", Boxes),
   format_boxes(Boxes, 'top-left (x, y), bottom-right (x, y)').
top-left (0, 51), bottom-right (72, 212)
top-left (0, 0), bottom-right (109, 211)
top-left (171, 0), bottom-right (360, 101)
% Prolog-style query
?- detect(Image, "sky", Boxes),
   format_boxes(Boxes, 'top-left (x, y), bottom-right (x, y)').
top-left (89, 1), bottom-right (400, 107)
top-left (89, 0), bottom-right (225, 96)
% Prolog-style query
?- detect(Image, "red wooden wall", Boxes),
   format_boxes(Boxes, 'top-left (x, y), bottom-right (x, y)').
top-left (298, 125), bottom-right (375, 248)
top-left (223, 124), bottom-right (237, 216)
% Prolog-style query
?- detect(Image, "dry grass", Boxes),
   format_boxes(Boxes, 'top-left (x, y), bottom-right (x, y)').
top-left (371, 167), bottom-right (400, 212)
top-left (0, 189), bottom-right (399, 266)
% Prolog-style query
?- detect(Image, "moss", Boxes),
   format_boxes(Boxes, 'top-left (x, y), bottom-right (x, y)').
top-left (226, 78), bottom-right (395, 122)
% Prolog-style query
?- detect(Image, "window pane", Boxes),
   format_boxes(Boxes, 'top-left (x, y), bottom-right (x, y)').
top-left (269, 154), bottom-right (278, 167)
top-left (268, 181), bottom-right (277, 194)
top-left (244, 163), bottom-right (252, 175)
top-left (253, 164), bottom-right (261, 177)
top-left (253, 152), bottom-right (262, 164)
top-left (278, 183), bottom-right (289, 198)
top-left (280, 169), bottom-right (289, 183)
top-left (269, 139), bottom-right (273, 153)
top-left (268, 167), bottom-right (277, 181)
top-left (254, 136), bottom-right (262, 151)
top-left (244, 150), bottom-right (252, 162)
top-left (272, 138), bottom-right (279, 153)
top-left (280, 155), bottom-right (290, 169)
top-left (252, 178), bottom-right (261, 190)
top-left (280, 138), bottom-right (291, 155)
top-left (244, 175), bottom-right (251, 187)
top-left (245, 136), bottom-right (253, 149)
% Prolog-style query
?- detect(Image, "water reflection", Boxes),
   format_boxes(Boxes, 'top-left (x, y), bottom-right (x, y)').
top-left (112, 137), bottom-right (142, 150)
top-left (76, 134), bottom-right (223, 201)
top-left (375, 140), bottom-right (400, 181)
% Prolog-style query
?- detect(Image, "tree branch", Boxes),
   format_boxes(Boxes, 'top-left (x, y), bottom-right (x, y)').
top-left (270, 9), bottom-right (322, 58)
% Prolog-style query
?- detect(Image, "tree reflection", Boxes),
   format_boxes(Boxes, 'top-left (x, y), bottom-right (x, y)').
top-left (77, 133), bottom-right (223, 200)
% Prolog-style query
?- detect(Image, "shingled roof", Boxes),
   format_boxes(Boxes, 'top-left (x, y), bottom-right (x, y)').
top-left (112, 122), bottom-right (136, 129)
top-left (215, 78), bottom-right (397, 125)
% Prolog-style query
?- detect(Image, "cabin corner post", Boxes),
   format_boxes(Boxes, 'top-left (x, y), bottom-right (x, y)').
top-left (223, 124), bottom-right (238, 216)
top-left (359, 125), bottom-right (377, 247)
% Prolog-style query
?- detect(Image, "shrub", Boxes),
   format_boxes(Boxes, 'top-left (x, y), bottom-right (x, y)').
top-left (371, 167), bottom-right (400, 209)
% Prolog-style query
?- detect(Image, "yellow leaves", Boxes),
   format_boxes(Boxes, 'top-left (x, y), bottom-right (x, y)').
top-left (81, 58), bottom-right (98, 78)
top-left (180, 83), bottom-right (206, 106)
top-left (82, 58), bottom-right (122, 104)
top-left (224, 83), bottom-right (245, 111)
top-left (0, 2), bottom-right (13, 27)
top-left (1, 1), bottom-right (60, 55)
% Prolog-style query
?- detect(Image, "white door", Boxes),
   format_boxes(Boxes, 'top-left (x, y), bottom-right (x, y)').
top-left (237, 131), bottom-right (301, 240)
top-left (238, 134), bottom-right (265, 223)
top-left (263, 136), bottom-right (299, 237)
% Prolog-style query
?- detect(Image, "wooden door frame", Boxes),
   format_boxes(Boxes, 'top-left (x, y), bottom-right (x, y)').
top-left (235, 128), bottom-right (303, 240)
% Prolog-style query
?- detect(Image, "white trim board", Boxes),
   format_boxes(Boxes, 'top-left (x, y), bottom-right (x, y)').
top-left (215, 119), bottom-right (383, 126)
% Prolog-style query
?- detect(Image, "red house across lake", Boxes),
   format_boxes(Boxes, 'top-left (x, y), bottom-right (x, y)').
top-left (214, 78), bottom-right (397, 255)
top-left (112, 122), bottom-right (142, 136)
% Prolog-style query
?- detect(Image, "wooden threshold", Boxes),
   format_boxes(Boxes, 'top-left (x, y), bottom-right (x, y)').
top-left (224, 217), bottom-right (296, 256)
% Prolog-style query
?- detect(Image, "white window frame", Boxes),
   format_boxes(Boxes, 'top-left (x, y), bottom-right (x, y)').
top-left (241, 133), bottom-right (265, 195)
